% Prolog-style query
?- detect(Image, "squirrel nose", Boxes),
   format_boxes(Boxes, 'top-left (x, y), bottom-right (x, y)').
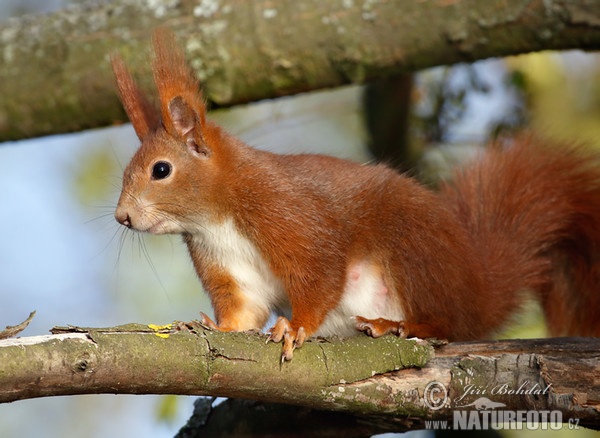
top-left (115, 209), bottom-right (132, 228)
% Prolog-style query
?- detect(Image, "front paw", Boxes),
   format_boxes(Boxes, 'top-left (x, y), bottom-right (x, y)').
top-left (266, 316), bottom-right (306, 362)
top-left (199, 312), bottom-right (220, 330)
top-left (198, 313), bottom-right (264, 335)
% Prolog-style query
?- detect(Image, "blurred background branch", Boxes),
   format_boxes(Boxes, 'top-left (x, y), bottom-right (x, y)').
top-left (1, 0), bottom-right (599, 141)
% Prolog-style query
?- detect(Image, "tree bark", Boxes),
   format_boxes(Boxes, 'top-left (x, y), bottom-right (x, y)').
top-left (1, 0), bottom-right (599, 141)
top-left (0, 323), bottom-right (433, 406)
top-left (1, 323), bottom-right (598, 432)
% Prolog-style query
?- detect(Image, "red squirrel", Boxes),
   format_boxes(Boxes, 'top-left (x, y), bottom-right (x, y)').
top-left (113, 29), bottom-right (600, 361)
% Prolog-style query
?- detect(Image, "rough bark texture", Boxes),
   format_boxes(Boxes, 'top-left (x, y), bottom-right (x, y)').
top-left (1, 0), bottom-right (599, 141)
top-left (0, 323), bottom-right (598, 431)
top-left (0, 323), bottom-right (433, 407)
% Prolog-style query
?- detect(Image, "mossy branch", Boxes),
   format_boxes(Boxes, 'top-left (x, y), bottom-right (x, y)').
top-left (1, 321), bottom-right (599, 432)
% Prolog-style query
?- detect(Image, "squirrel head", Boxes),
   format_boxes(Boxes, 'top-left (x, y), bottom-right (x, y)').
top-left (112, 29), bottom-right (227, 234)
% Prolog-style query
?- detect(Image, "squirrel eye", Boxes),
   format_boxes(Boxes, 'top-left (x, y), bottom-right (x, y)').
top-left (151, 161), bottom-right (172, 180)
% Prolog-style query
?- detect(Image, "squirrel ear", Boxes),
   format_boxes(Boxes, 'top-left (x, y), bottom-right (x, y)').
top-left (111, 54), bottom-right (159, 140)
top-left (168, 96), bottom-right (195, 138)
top-left (152, 28), bottom-right (208, 151)
top-left (168, 96), bottom-right (211, 156)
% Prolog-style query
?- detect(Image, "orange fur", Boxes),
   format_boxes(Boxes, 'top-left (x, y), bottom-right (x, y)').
top-left (152, 28), bottom-right (209, 140)
top-left (112, 29), bottom-right (600, 360)
top-left (441, 139), bottom-right (600, 337)
top-left (111, 54), bottom-right (159, 139)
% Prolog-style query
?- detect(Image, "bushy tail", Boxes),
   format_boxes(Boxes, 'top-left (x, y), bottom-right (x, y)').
top-left (441, 135), bottom-right (600, 337)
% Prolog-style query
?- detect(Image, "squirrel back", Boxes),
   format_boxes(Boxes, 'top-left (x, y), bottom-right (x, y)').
top-left (112, 29), bottom-right (600, 360)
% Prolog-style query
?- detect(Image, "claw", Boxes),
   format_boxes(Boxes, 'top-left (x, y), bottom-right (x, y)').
top-left (267, 316), bottom-right (306, 362)
top-left (199, 312), bottom-right (220, 330)
top-left (266, 316), bottom-right (287, 343)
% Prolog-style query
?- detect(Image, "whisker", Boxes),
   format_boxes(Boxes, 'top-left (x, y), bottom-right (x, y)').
top-left (139, 236), bottom-right (170, 302)
top-left (109, 144), bottom-right (126, 175)
top-left (85, 211), bottom-right (116, 225)
top-left (115, 226), bottom-right (129, 271)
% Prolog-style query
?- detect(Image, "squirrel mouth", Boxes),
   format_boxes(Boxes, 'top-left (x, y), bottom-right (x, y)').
top-left (145, 219), bottom-right (181, 235)
top-left (146, 221), bottom-right (166, 234)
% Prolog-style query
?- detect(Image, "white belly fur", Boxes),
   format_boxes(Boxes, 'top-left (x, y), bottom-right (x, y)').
top-left (317, 260), bottom-right (405, 337)
top-left (194, 218), bottom-right (288, 320)
top-left (195, 218), bottom-right (403, 336)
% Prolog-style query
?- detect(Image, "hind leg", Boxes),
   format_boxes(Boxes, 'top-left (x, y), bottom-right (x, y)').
top-left (354, 316), bottom-right (444, 339)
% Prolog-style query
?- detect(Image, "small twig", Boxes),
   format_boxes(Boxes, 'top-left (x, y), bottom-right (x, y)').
top-left (0, 310), bottom-right (36, 340)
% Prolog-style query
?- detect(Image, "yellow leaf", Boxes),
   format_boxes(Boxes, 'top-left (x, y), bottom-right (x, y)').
top-left (148, 323), bottom-right (172, 331)
top-left (148, 323), bottom-right (172, 338)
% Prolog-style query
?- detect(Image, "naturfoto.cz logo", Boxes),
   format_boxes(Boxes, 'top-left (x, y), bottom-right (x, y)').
top-left (423, 380), bottom-right (580, 431)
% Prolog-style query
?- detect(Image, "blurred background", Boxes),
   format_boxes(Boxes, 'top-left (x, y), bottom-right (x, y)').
top-left (1, 1), bottom-right (599, 437)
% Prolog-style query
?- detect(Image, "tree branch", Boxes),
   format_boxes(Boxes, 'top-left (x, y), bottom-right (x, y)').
top-left (0, 323), bottom-right (433, 406)
top-left (0, 310), bottom-right (35, 340)
top-left (1, 0), bottom-right (599, 141)
top-left (1, 323), bottom-right (598, 431)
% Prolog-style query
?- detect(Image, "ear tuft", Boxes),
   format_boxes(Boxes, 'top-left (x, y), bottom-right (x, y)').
top-left (111, 54), bottom-right (160, 140)
top-left (152, 28), bottom-right (207, 141)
